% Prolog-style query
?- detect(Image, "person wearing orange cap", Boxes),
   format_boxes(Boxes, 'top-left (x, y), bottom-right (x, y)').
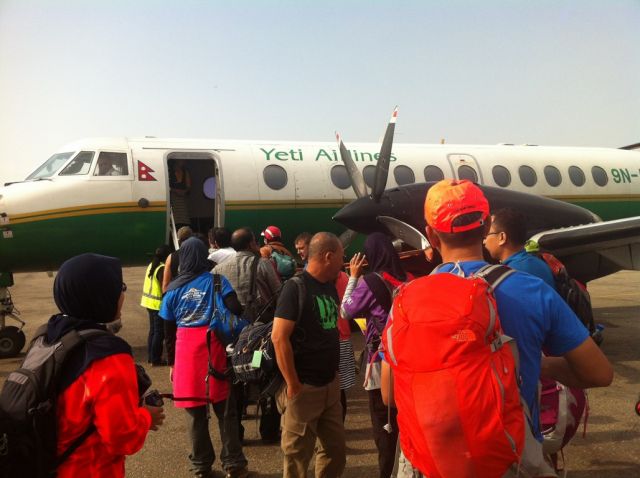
top-left (381, 179), bottom-right (613, 477)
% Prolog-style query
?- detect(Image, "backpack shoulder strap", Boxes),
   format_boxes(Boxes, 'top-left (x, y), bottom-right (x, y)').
top-left (247, 256), bottom-right (260, 301)
top-left (474, 264), bottom-right (514, 292)
top-left (364, 272), bottom-right (393, 313)
top-left (287, 275), bottom-right (306, 323)
top-left (48, 328), bottom-right (111, 468)
top-left (431, 261), bottom-right (466, 277)
top-left (56, 424), bottom-right (96, 467)
top-left (33, 323), bottom-right (48, 340)
top-left (30, 327), bottom-right (112, 367)
top-left (213, 273), bottom-right (222, 293)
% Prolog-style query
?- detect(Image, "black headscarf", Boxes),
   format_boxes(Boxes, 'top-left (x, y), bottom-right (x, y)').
top-left (148, 244), bottom-right (171, 278)
top-left (166, 237), bottom-right (211, 291)
top-left (363, 232), bottom-right (406, 281)
top-left (46, 253), bottom-right (132, 391)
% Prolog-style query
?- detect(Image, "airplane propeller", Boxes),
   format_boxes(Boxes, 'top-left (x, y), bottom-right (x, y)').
top-left (371, 106), bottom-right (398, 202)
top-left (335, 107), bottom-right (432, 254)
top-left (336, 133), bottom-right (368, 198)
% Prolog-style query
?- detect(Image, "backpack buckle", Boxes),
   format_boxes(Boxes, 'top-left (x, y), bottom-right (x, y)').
top-left (490, 335), bottom-right (503, 352)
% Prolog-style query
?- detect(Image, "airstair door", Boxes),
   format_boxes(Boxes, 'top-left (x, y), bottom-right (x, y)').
top-left (165, 152), bottom-right (223, 250)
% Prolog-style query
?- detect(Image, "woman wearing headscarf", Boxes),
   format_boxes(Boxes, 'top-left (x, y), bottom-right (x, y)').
top-left (51, 253), bottom-right (165, 478)
top-left (140, 244), bottom-right (171, 365)
top-left (159, 237), bottom-right (247, 478)
top-left (340, 232), bottom-right (410, 478)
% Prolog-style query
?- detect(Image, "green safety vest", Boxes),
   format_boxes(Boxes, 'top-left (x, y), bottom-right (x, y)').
top-left (140, 262), bottom-right (164, 310)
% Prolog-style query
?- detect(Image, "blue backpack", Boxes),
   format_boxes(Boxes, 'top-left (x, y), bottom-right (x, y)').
top-left (208, 274), bottom-right (249, 346)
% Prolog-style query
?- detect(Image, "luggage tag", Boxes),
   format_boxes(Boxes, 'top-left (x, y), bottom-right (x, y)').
top-left (251, 351), bottom-right (263, 368)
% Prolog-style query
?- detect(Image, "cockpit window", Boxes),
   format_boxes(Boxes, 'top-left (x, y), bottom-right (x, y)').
top-left (25, 152), bottom-right (75, 180)
top-left (59, 151), bottom-right (95, 176)
top-left (94, 152), bottom-right (129, 176)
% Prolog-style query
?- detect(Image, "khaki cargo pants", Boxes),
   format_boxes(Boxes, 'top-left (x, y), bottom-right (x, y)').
top-left (276, 374), bottom-right (346, 478)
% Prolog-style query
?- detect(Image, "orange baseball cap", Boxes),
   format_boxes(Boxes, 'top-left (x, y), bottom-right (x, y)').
top-left (424, 179), bottom-right (489, 233)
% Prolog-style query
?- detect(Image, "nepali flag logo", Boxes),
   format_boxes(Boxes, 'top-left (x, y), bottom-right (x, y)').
top-left (137, 161), bottom-right (157, 181)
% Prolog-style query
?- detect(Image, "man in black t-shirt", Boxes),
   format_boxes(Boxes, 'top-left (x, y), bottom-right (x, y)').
top-left (272, 232), bottom-right (346, 478)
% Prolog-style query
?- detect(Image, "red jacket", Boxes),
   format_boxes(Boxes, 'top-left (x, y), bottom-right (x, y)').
top-left (56, 353), bottom-right (152, 478)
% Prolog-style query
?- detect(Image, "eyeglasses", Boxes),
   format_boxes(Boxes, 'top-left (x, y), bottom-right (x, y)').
top-left (122, 282), bottom-right (127, 292)
top-left (484, 231), bottom-right (503, 239)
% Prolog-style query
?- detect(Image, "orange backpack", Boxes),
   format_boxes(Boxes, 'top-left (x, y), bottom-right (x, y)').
top-left (382, 264), bottom-right (524, 478)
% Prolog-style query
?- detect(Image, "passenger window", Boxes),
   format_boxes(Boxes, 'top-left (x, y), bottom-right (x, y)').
top-left (330, 165), bottom-right (351, 190)
top-left (568, 166), bottom-right (585, 187)
top-left (492, 165), bottom-right (511, 187)
top-left (543, 165), bottom-right (562, 187)
top-left (591, 166), bottom-right (608, 186)
top-left (59, 151), bottom-right (95, 176)
top-left (393, 165), bottom-right (415, 185)
top-left (423, 165), bottom-right (444, 182)
top-left (363, 165), bottom-right (377, 188)
top-left (518, 165), bottom-right (537, 187)
top-left (458, 165), bottom-right (477, 182)
top-left (95, 152), bottom-right (128, 176)
top-left (263, 164), bottom-right (288, 190)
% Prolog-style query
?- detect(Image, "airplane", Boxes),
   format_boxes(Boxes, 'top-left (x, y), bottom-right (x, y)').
top-left (0, 114), bottom-right (639, 356)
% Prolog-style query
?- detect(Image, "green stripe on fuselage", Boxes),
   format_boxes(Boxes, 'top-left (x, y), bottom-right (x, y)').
top-left (1, 199), bottom-right (637, 273)
top-left (0, 211), bottom-right (166, 272)
top-left (0, 207), bottom-right (350, 273)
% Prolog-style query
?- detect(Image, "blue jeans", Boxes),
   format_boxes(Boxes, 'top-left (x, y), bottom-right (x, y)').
top-left (146, 308), bottom-right (165, 364)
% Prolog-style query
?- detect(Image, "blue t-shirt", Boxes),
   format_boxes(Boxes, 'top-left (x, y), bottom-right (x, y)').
top-left (437, 261), bottom-right (588, 440)
top-left (159, 272), bottom-right (234, 328)
top-left (503, 249), bottom-right (555, 290)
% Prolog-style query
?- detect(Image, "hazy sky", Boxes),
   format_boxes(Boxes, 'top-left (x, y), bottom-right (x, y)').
top-left (1, 0), bottom-right (638, 184)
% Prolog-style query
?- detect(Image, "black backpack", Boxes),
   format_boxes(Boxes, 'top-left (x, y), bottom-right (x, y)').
top-left (230, 276), bottom-right (306, 395)
top-left (0, 326), bottom-right (110, 478)
top-left (536, 252), bottom-right (598, 341)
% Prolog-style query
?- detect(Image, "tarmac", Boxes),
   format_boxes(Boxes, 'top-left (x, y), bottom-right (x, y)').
top-left (1, 267), bottom-right (639, 477)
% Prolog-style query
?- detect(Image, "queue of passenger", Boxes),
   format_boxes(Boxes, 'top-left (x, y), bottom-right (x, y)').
top-left (3, 183), bottom-right (616, 478)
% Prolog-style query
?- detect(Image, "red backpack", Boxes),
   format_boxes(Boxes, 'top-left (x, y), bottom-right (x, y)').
top-left (382, 264), bottom-right (525, 478)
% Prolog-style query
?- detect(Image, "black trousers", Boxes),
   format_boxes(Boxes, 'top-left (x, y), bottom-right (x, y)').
top-left (185, 403), bottom-right (225, 474)
top-left (368, 389), bottom-right (399, 478)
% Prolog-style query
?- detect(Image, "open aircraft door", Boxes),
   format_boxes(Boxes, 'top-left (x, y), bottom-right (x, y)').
top-left (446, 153), bottom-right (484, 184)
top-left (164, 152), bottom-right (222, 249)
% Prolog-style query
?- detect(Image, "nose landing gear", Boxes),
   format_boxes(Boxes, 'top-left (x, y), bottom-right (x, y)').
top-left (0, 284), bottom-right (26, 358)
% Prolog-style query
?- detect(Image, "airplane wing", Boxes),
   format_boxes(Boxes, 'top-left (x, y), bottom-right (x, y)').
top-left (531, 216), bottom-right (640, 283)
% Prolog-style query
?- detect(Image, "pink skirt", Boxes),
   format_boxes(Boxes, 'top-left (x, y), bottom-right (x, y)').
top-left (173, 326), bottom-right (229, 408)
